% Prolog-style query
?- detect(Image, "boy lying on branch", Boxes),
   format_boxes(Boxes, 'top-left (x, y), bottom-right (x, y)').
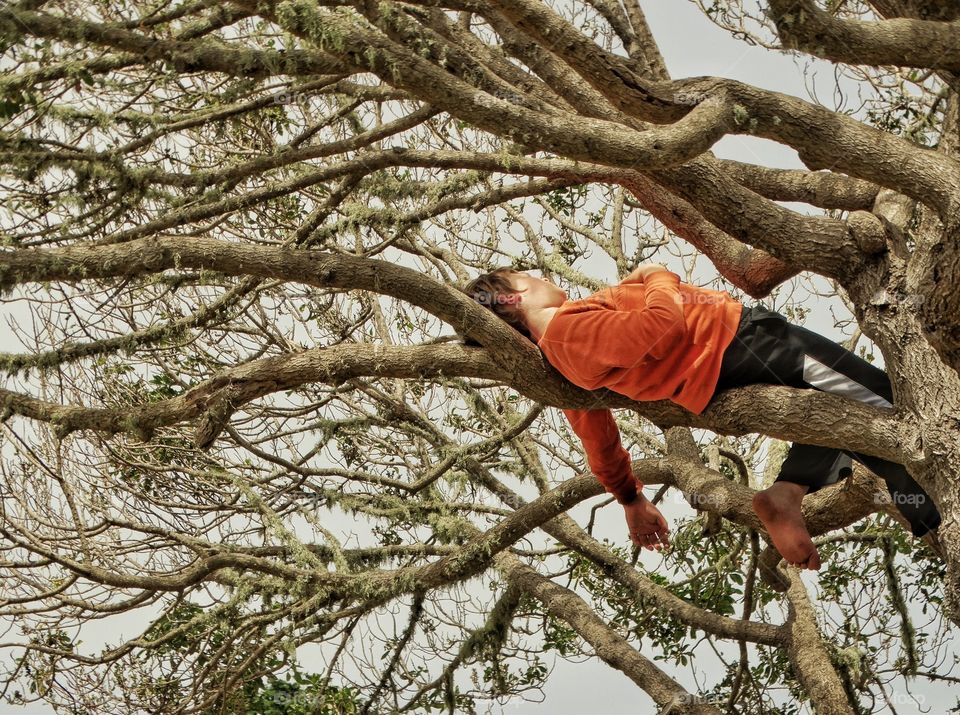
top-left (460, 264), bottom-right (940, 569)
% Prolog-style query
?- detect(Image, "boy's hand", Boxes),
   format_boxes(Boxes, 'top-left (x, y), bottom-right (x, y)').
top-left (619, 263), bottom-right (670, 285)
top-left (624, 494), bottom-right (670, 551)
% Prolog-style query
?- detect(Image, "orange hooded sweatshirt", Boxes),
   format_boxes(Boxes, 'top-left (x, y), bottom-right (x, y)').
top-left (536, 269), bottom-right (743, 504)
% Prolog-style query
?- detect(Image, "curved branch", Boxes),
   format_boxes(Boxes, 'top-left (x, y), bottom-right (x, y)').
top-left (769, 0), bottom-right (960, 72)
top-left (0, 469), bottom-right (602, 599)
top-left (460, 453), bottom-right (784, 647)
top-left (620, 173), bottom-right (798, 297)
top-left (444, 4), bottom-right (880, 288)
top-left (716, 160), bottom-right (880, 211)
top-left (3, 104), bottom-right (440, 188)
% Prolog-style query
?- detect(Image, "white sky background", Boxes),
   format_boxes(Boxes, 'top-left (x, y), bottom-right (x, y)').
top-left (0, 0), bottom-right (955, 713)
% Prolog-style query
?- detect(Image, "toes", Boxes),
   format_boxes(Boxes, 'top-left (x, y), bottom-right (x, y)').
top-left (788, 550), bottom-right (821, 570)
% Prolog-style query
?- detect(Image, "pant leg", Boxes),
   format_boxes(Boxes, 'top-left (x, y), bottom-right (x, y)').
top-left (715, 305), bottom-right (855, 491)
top-left (777, 444), bottom-right (854, 492)
top-left (713, 305), bottom-right (941, 537)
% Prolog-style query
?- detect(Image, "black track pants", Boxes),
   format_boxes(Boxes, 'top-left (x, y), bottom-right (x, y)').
top-left (712, 304), bottom-right (941, 537)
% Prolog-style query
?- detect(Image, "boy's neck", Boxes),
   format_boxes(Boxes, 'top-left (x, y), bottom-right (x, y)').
top-left (526, 306), bottom-right (560, 343)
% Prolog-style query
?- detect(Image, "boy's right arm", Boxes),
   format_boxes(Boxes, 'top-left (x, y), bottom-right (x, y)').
top-left (562, 408), bottom-right (671, 550)
top-left (561, 407), bottom-right (640, 504)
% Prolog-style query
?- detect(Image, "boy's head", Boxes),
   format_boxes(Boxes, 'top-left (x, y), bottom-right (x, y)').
top-left (456, 267), bottom-right (566, 346)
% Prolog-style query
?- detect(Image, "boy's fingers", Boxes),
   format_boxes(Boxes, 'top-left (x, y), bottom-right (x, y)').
top-left (640, 531), bottom-right (662, 550)
top-left (632, 524), bottom-right (672, 550)
top-left (632, 531), bottom-right (656, 549)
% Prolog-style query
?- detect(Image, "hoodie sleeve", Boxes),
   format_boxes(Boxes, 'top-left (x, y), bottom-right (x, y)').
top-left (562, 408), bottom-right (641, 504)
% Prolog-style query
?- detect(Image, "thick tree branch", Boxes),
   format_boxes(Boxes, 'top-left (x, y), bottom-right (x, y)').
top-left (0, 237), bottom-right (918, 464)
top-left (784, 569), bottom-right (857, 714)
top-left (455, 0), bottom-right (960, 213)
top-left (465, 4), bottom-right (885, 286)
top-left (501, 552), bottom-right (722, 714)
top-left (620, 174), bottom-right (798, 297)
top-left (224, 1), bottom-right (738, 174)
top-left (769, 0), bottom-right (960, 72)
top-left (716, 160), bottom-right (880, 211)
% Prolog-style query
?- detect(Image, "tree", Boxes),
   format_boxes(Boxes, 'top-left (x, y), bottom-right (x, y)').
top-left (0, 0), bottom-right (957, 712)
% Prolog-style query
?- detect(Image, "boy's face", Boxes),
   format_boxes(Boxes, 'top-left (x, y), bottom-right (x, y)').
top-left (506, 271), bottom-right (567, 313)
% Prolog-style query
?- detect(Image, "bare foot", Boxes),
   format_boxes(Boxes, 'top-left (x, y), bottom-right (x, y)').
top-left (752, 482), bottom-right (821, 570)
